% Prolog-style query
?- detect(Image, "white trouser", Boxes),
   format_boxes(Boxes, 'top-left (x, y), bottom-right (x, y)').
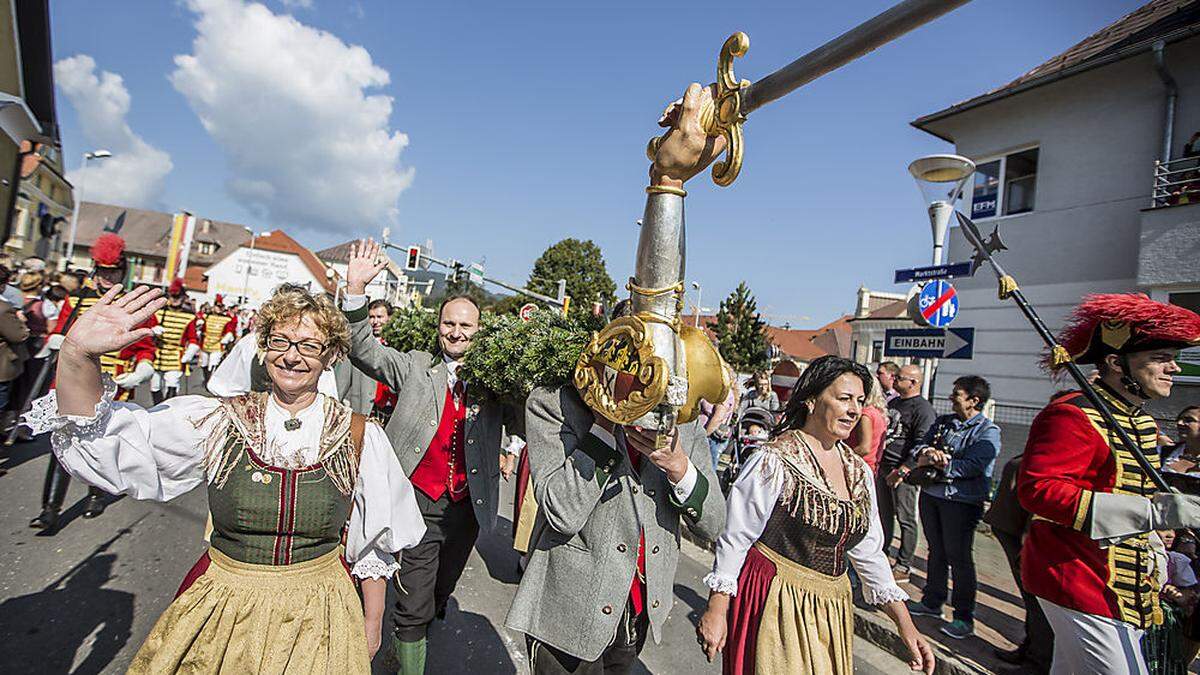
top-left (1039, 597), bottom-right (1149, 675)
top-left (150, 370), bottom-right (184, 392)
top-left (202, 351), bottom-right (224, 370)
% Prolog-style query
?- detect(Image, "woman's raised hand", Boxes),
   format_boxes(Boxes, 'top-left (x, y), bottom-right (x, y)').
top-left (346, 239), bottom-right (388, 295)
top-left (63, 285), bottom-right (165, 358)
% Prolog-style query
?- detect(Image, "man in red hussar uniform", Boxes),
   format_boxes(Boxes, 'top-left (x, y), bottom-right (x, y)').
top-left (149, 279), bottom-right (201, 404)
top-left (1019, 294), bottom-right (1200, 674)
top-left (30, 233), bottom-right (157, 531)
top-left (199, 294), bottom-right (237, 384)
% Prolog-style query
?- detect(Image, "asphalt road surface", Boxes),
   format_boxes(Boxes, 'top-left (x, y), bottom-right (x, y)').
top-left (0, 377), bottom-right (910, 674)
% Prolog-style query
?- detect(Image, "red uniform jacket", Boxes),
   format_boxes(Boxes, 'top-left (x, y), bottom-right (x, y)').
top-left (1018, 384), bottom-right (1163, 628)
top-left (53, 293), bottom-right (157, 379)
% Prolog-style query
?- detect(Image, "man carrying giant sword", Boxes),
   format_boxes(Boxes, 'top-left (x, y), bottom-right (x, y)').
top-left (505, 82), bottom-right (729, 675)
top-left (953, 211), bottom-right (1200, 674)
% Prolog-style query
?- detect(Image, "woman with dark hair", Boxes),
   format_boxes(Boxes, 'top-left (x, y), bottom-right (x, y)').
top-left (697, 355), bottom-right (934, 674)
top-left (1163, 405), bottom-right (1200, 474)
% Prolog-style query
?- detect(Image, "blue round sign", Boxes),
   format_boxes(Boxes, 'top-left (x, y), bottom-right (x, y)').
top-left (918, 280), bottom-right (958, 328)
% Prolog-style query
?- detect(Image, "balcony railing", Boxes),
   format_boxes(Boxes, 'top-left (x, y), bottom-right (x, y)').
top-left (1152, 155), bottom-right (1200, 208)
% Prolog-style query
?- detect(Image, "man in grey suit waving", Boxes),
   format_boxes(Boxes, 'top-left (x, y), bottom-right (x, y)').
top-left (343, 241), bottom-right (513, 674)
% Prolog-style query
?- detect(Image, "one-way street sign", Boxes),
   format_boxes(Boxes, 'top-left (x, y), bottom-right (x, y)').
top-left (884, 327), bottom-right (975, 360)
top-left (894, 261), bottom-right (975, 284)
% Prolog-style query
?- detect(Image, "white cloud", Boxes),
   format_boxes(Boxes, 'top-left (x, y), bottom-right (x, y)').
top-left (53, 55), bottom-right (173, 208)
top-left (278, 0), bottom-right (313, 9)
top-left (171, 0), bottom-right (412, 236)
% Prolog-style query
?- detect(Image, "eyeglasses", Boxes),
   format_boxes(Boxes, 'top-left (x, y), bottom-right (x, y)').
top-left (265, 334), bottom-right (328, 358)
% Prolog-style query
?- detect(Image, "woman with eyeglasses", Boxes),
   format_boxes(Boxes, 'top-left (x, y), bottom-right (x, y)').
top-left (25, 283), bottom-right (425, 673)
top-left (696, 356), bottom-right (934, 674)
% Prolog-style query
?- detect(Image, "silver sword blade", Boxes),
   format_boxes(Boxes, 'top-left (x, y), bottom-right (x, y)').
top-left (742, 0), bottom-right (972, 115)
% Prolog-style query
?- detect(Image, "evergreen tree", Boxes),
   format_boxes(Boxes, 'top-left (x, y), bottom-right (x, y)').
top-left (527, 238), bottom-right (617, 314)
top-left (712, 282), bottom-right (773, 373)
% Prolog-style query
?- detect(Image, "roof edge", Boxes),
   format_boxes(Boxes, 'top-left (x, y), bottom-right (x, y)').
top-left (912, 24), bottom-right (1200, 136)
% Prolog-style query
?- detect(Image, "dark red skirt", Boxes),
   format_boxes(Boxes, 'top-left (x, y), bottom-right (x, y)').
top-left (723, 545), bottom-right (778, 675)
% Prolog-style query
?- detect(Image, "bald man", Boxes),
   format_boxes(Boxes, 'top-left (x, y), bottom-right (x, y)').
top-left (877, 363), bottom-right (936, 582)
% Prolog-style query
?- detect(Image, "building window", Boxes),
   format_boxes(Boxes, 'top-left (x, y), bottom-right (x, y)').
top-left (970, 147), bottom-right (1038, 219)
top-left (196, 241), bottom-right (216, 255)
top-left (1169, 292), bottom-right (1200, 384)
top-left (871, 340), bottom-right (884, 363)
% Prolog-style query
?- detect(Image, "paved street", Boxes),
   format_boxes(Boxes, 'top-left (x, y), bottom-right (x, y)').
top-left (0, 381), bottom-right (908, 674)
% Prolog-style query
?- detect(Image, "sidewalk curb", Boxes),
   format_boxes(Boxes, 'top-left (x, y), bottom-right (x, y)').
top-left (853, 606), bottom-right (992, 675)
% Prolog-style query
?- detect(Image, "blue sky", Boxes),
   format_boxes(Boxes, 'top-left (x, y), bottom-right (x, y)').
top-left (49, 0), bottom-right (1145, 326)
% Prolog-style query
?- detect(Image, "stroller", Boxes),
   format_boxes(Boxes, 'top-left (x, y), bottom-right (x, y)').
top-left (719, 405), bottom-right (777, 495)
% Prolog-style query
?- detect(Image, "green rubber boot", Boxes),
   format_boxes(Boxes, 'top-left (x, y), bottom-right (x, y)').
top-left (393, 636), bottom-right (426, 675)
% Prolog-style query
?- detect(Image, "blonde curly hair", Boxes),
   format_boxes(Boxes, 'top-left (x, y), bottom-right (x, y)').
top-left (255, 284), bottom-right (350, 361)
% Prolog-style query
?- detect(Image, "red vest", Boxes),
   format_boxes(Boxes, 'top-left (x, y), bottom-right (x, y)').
top-left (624, 440), bottom-right (647, 616)
top-left (410, 382), bottom-right (468, 502)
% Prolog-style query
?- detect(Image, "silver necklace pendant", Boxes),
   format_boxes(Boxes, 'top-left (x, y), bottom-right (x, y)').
top-left (283, 418), bottom-right (302, 431)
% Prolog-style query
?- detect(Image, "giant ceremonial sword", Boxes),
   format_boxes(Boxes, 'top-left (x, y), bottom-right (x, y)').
top-left (647, 0), bottom-right (972, 186)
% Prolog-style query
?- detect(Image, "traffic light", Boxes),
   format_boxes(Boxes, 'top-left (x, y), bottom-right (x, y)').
top-left (405, 246), bottom-right (421, 271)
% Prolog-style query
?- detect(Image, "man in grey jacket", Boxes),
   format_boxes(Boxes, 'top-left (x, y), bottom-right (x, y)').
top-left (506, 384), bottom-right (723, 672)
top-left (505, 81), bottom-right (727, 673)
top-left (333, 298), bottom-right (396, 424)
top-left (343, 241), bottom-right (514, 674)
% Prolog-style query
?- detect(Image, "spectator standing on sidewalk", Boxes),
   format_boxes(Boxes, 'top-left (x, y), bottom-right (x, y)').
top-left (699, 365), bottom-right (738, 472)
top-left (984, 448), bottom-right (1054, 674)
top-left (878, 363), bottom-right (936, 582)
top-left (905, 376), bottom-right (1000, 641)
top-left (848, 373), bottom-right (888, 472)
top-left (1162, 406), bottom-right (1200, 474)
top-left (877, 361), bottom-right (901, 403)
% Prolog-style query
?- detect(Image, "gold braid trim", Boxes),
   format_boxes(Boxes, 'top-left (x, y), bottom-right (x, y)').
top-left (998, 275), bottom-right (1019, 300)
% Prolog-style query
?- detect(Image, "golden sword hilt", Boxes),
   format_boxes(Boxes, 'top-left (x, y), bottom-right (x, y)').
top-left (646, 32), bottom-right (749, 188)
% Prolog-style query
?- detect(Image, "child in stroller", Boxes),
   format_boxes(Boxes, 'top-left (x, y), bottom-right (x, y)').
top-left (719, 405), bottom-right (776, 494)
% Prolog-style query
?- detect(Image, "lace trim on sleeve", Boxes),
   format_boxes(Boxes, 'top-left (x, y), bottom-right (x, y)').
top-left (860, 582), bottom-right (908, 606)
top-left (703, 572), bottom-right (739, 597)
top-left (24, 376), bottom-right (119, 443)
top-left (350, 555), bottom-right (401, 580)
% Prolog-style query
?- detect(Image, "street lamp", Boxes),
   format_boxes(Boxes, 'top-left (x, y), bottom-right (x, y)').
top-left (63, 149), bottom-right (113, 270)
top-left (908, 154), bottom-right (975, 399)
top-left (691, 281), bottom-right (702, 327)
top-left (908, 154), bottom-right (975, 265)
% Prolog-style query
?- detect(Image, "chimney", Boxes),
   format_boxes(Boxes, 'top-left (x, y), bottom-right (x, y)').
top-left (855, 286), bottom-right (870, 319)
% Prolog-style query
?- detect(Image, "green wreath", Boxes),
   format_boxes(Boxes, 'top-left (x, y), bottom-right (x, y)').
top-left (379, 305), bottom-right (603, 402)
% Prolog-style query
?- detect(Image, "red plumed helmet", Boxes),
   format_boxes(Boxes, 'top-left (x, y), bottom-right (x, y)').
top-left (91, 233), bottom-right (126, 268)
top-left (1048, 293), bottom-right (1200, 369)
top-left (168, 278), bottom-right (185, 296)
top-left (215, 294), bottom-right (224, 305)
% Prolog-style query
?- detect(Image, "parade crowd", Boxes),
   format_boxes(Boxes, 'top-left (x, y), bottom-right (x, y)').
top-left (9, 83), bottom-right (1200, 675)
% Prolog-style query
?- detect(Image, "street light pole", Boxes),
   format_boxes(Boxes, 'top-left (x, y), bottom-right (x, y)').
top-left (240, 229), bottom-right (257, 305)
top-left (908, 154), bottom-right (976, 399)
top-left (63, 149), bottom-right (112, 270)
top-left (691, 281), bottom-right (703, 327)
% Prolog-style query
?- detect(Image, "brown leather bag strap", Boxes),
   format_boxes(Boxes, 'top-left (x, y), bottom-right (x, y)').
top-left (350, 412), bottom-right (367, 466)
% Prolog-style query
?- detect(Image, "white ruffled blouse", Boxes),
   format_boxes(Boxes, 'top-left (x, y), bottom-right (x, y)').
top-left (26, 382), bottom-right (426, 580)
top-left (704, 449), bottom-right (908, 606)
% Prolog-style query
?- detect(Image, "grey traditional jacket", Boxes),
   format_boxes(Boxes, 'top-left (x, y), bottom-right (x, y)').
top-left (333, 357), bottom-right (379, 416)
top-left (343, 301), bottom-right (507, 531)
top-left (505, 385), bottom-right (725, 661)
